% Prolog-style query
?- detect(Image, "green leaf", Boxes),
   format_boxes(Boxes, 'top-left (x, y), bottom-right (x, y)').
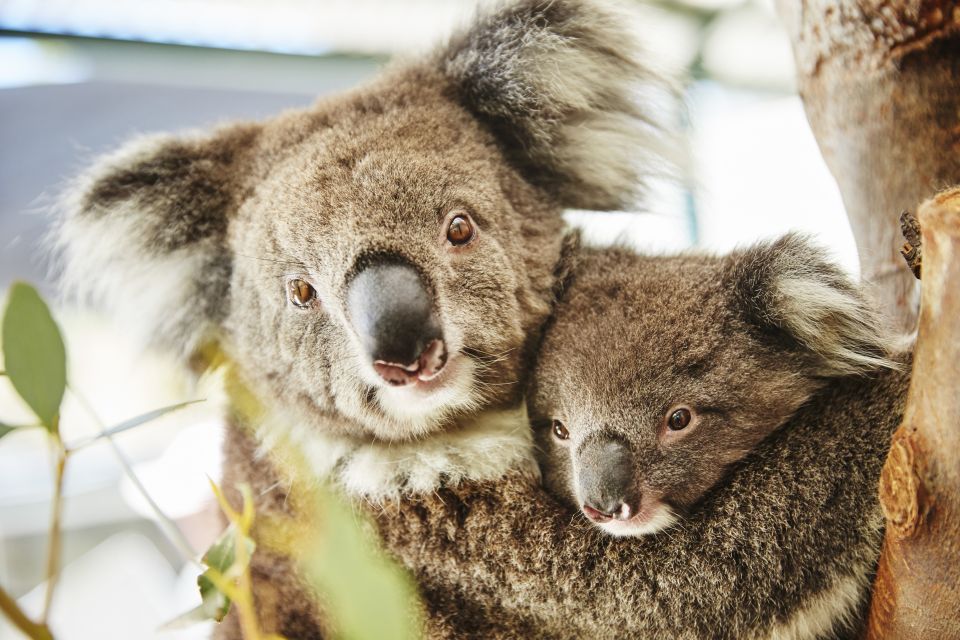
top-left (158, 604), bottom-right (213, 630)
top-left (2, 283), bottom-right (66, 433)
top-left (308, 488), bottom-right (421, 640)
top-left (196, 572), bottom-right (230, 622)
top-left (195, 524), bottom-right (255, 622)
top-left (69, 400), bottom-right (203, 449)
top-left (0, 422), bottom-right (42, 441)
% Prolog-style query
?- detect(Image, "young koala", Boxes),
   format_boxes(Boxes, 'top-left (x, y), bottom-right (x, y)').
top-left (375, 234), bottom-right (910, 639)
top-left (532, 233), bottom-right (904, 539)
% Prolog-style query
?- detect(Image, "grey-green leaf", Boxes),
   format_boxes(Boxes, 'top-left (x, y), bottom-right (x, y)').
top-left (0, 422), bottom-right (15, 441)
top-left (2, 283), bottom-right (66, 433)
top-left (197, 571), bottom-right (231, 622)
top-left (308, 488), bottom-right (421, 640)
top-left (194, 524), bottom-right (256, 623)
top-left (69, 400), bottom-right (203, 449)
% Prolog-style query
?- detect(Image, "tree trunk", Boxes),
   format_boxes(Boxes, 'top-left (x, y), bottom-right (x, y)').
top-left (864, 189), bottom-right (960, 638)
top-left (774, 1), bottom-right (960, 333)
top-left (774, 4), bottom-right (960, 637)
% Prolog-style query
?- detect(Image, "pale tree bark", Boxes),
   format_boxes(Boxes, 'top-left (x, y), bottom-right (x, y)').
top-left (773, 4), bottom-right (960, 637)
top-left (867, 190), bottom-right (960, 638)
top-left (775, 1), bottom-right (960, 333)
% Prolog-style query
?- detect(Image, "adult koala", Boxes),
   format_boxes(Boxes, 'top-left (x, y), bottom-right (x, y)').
top-left (55, 0), bottom-right (669, 636)
top-left (57, 0), bottom-right (659, 441)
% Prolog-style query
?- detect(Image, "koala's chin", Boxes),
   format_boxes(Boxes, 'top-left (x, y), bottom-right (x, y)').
top-left (361, 354), bottom-right (484, 439)
top-left (590, 502), bottom-right (679, 538)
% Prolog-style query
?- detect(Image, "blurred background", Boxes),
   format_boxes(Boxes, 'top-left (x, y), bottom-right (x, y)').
top-left (0, 0), bottom-right (855, 637)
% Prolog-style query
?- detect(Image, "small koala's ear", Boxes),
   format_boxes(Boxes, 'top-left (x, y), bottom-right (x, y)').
top-left (438, 0), bottom-right (670, 211)
top-left (52, 123), bottom-right (261, 359)
top-left (552, 229), bottom-right (582, 301)
top-left (726, 233), bottom-right (898, 377)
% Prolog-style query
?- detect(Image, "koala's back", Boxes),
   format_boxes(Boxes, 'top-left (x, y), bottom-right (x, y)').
top-left (372, 357), bottom-right (911, 640)
top-left (210, 356), bottom-right (909, 640)
top-left (673, 356), bottom-right (911, 638)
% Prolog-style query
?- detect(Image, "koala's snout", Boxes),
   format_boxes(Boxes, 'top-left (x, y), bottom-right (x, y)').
top-left (346, 256), bottom-right (447, 386)
top-left (578, 437), bottom-right (638, 522)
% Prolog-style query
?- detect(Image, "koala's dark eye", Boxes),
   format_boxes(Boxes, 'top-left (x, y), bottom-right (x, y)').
top-left (551, 419), bottom-right (569, 441)
top-left (287, 278), bottom-right (317, 309)
top-left (446, 213), bottom-right (475, 246)
top-left (668, 408), bottom-right (692, 431)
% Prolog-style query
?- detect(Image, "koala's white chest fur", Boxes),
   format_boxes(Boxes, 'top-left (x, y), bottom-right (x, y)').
top-left (256, 405), bottom-right (539, 502)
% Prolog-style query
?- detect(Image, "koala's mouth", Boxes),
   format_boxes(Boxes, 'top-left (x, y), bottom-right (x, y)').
top-left (585, 499), bottom-right (677, 538)
top-left (373, 339), bottom-right (448, 387)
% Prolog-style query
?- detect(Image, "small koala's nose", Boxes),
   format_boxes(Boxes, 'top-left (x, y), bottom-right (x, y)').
top-left (346, 257), bottom-right (446, 386)
top-left (578, 437), bottom-right (637, 522)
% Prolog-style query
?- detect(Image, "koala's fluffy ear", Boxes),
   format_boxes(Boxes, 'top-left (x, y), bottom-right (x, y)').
top-left (438, 0), bottom-right (669, 210)
top-left (53, 123), bottom-right (261, 359)
top-left (726, 233), bottom-right (897, 377)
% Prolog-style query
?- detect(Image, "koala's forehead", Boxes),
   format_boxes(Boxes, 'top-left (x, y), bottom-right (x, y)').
top-left (540, 251), bottom-right (733, 401)
top-left (253, 84), bottom-right (503, 223)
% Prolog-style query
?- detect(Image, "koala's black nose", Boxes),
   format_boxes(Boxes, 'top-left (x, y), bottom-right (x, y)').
top-left (578, 437), bottom-right (637, 521)
top-left (346, 257), bottom-right (446, 385)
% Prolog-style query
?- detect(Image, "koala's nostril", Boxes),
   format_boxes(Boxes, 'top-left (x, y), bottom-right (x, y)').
top-left (582, 504), bottom-right (613, 523)
top-left (582, 500), bottom-right (635, 522)
top-left (346, 258), bottom-right (445, 378)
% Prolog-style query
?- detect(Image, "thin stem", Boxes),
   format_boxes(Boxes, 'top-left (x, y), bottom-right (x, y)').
top-left (234, 525), bottom-right (260, 640)
top-left (40, 437), bottom-right (66, 625)
top-left (0, 584), bottom-right (53, 640)
top-left (67, 386), bottom-right (198, 565)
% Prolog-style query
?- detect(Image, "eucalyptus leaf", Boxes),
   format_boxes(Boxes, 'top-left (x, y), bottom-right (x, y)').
top-left (203, 524), bottom-right (242, 574)
top-left (0, 422), bottom-right (15, 441)
top-left (159, 604), bottom-right (214, 630)
top-left (197, 571), bottom-right (231, 622)
top-left (69, 400), bottom-right (203, 449)
top-left (1, 283), bottom-right (66, 433)
top-left (195, 523), bottom-right (256, 623)
top-left (309, 488), bottom-right (421, 640)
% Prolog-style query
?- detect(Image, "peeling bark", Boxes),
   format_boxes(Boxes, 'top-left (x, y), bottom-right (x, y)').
top-left (865, 189), bottom-right (960, 638)
top-left (775, 0), bottom-right (960, 332)
top-left (898, 211), bottom-right (922, 279)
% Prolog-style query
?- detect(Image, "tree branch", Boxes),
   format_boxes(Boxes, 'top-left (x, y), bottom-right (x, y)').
top-left (866, 188), bottom-right (960, 638)
top-left (0, 585), bottom-right (53, 640)
top-left (40, 438), bottom-right (66, 624)
top-left (774, 0), bottom-right (960, 332)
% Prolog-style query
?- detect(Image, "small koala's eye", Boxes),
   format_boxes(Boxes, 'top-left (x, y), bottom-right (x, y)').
top-left (551, 419), bottom-right (570, 441)
top-left (287, 278), bottom-right (317, 309)
top-left (667, 408), bottom-right (692, 431)
top-left (446, 213), bottom-right (475, 246)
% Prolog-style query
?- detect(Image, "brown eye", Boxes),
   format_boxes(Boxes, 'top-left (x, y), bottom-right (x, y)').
top-left (668, 408), bottom-right (692, 431)
top-left (446, 213), bottom-right (475, 246)
top-left (552, 419), bottom-right (569, 441)
top-left (288, 278), bottom-right (317, 309)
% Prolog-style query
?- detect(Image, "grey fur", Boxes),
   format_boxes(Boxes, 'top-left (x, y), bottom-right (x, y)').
top-left (52, 0), bottom-right (664, 442)
top-left (372, 237), bottom-right (909, 639)
top-left (50, 0), bottom-right (902, 637)
top-left (534, 234), bottom-right (900, 532)
top-left (441, 0), bottom-right (670, 210)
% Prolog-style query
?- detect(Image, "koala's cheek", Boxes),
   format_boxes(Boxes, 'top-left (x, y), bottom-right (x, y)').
top-left (540, 449), bottom-right (578, 509)
top-left (663, 464), bottom-right (724, 510)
